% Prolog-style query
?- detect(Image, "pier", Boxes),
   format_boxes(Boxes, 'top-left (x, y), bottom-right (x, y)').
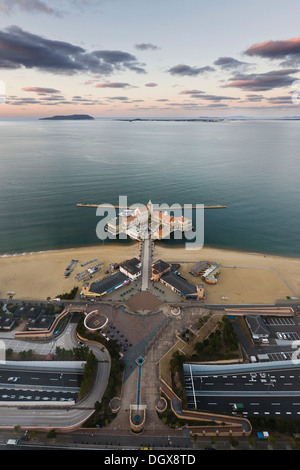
top-left (77, 203), bottom-right (227, 209)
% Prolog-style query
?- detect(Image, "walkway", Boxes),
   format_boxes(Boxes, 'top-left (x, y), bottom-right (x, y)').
top-left (141, 239), bottom-right (150, 291)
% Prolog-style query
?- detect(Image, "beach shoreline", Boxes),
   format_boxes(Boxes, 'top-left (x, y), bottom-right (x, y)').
top-left (0, 242), bottom-right (299, 304)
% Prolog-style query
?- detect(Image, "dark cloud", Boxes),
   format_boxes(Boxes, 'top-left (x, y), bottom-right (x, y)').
top-left (92, 50), bottom-right (146, 73)
top-left (180, 89), bottom-right (237, 101)
top-left (245, 37), bottom-right (300, 66)
top-left (179, 89), bottom-right (204, 95)
top-left (214, 56), bottom-right (252, 70)
top-left (244, 94), bottom-right (265, 102)
top-left (106, 96), bottom-right (129, 101)
top-left (134, 43), bottom-right (160, 51)
top-left (0, 0), bottom-right (61, 16)
top-left (95, 82), bottom-right (131, 88)
top-left (167, 64), bottom-right (215, 76)
top-left (22, 86), bottom-right (60, 94)
top-left (145, 82), bottom-right (158, 87)
top-left (224, 69), bottom-right (299, 91)
top-left (0, 26), bottom-right (147, 75)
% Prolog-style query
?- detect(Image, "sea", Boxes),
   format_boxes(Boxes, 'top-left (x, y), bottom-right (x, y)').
top-left (0, 118), bottom-right (300, 258)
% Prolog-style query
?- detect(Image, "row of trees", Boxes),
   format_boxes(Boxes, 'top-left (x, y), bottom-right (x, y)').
top-left (56, 286), bottom-right (78, 300)
top-left (78, 350), bottom-right (98, 400)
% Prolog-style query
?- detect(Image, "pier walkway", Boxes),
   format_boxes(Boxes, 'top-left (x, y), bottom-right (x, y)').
top-left (141, 238), bottom-right (151, 291)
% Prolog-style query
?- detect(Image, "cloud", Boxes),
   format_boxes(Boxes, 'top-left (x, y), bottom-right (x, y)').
top-left (180, 89), bottom-right (237, 101)
top-left (95, 82), bottom-right (131, 88)
top-left (92, 50), bottom-right (146, 73)
top-left (224, 69), bottom-right (299, 91)
top-left (22, 86), bottom-right (60, 94)
top-left (244, 93), bottom-right (265, 102)
top-left (0, 26), bottom-right (147, 75)
top-left (245, 37), bottom-right (300, 65)
top-left (105, 96), bottom-right (129, 101)
top-left (134, 43), bottom-right (160, 51)
top-left (145, 82), bottom-right (158, 87)
top-left (214, 56), bottom-right (252, 70)
top-left (0, 0), bottom-right (62, 16)
top-left (179, 89), bottom-right (204, 95)
top-left (167, 64), bottom-right (215, 76)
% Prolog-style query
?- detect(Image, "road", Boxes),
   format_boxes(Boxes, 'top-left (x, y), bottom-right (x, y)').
top-left (0, 322), bottom-right (111, 430)
top-left (185, 363), bottom-right (300, 419)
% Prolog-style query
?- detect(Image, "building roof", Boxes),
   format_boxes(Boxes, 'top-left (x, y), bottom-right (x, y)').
top-left (89, 271), bottom-right (129, 295)
top-left (151, 259), bottom-right (171, 274)
top-left (152, 211), bottom-right (174, 223)
top-left (120, 258), bottom-right (141, 276)
top-left (190, 261), bottom-right (210, 274)
top-left (245, 315), bottom-right (270, 336)
top-left (161, 271), bottom-right (198, 296)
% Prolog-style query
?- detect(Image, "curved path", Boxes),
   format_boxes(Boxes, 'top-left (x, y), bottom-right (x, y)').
top-left (0, 323), bottom-right (111, 431)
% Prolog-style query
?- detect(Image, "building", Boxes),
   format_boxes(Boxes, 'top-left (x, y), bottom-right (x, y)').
top-left (160, 271), bottom-right (204, 300)
top-left (173, 216), bottom-right (193, 232)
top-left (105, 201), bottom-right (193, 242)
top-left (82, 271), bottom-right (130, 298)
top-left (245, 315), bottom-right (270, 340)
top-left (150, 258), bottom-right (204, 300)
top-left (106, 217), bottom-right (120, 236)
top-left (189, 261), bottom-right (220, 284)
top-left (150, 259), bottom-right (171, 281)
top-left (28, 314), bottom-right (55, 331)
top-left (152, 211), bottom-right (174, 228)
top-left (119, 258), bottom-right (142, 280)
top-left (151, 225), bottom-right (172, 241)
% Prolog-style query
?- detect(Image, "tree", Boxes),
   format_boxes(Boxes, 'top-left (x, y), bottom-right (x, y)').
top-left (14, 425), bottom-right (21, 434)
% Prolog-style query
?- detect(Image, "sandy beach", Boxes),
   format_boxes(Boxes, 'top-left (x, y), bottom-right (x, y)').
top-left (0, 243), bottom-right (138, 301)
top-left (0, 242), bottom-right (299, 304)
top-left (154, 245), bottom-right (300, 304)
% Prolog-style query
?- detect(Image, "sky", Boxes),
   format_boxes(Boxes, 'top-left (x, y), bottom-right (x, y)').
top-left (1, 0), bottom-right (300, 117)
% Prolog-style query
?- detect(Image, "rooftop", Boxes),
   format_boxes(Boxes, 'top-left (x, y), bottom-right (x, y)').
top-left (89, 271), bottom-right (129, 295)
top-left (151, 259), bottom-right (171, 274)
top-left (161, 271), bottom-right (198, 296)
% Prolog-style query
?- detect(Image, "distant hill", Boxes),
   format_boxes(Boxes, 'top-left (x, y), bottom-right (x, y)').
top-left (39, 114), bottom-right (94, 121)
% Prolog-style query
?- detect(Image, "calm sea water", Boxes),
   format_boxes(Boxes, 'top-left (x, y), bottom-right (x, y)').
top-left (0, 118), bottom-right (300, 257)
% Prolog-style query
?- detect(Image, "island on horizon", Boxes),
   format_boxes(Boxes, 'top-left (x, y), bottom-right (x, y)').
top-left (39, 114), bottom-right (94, 121)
